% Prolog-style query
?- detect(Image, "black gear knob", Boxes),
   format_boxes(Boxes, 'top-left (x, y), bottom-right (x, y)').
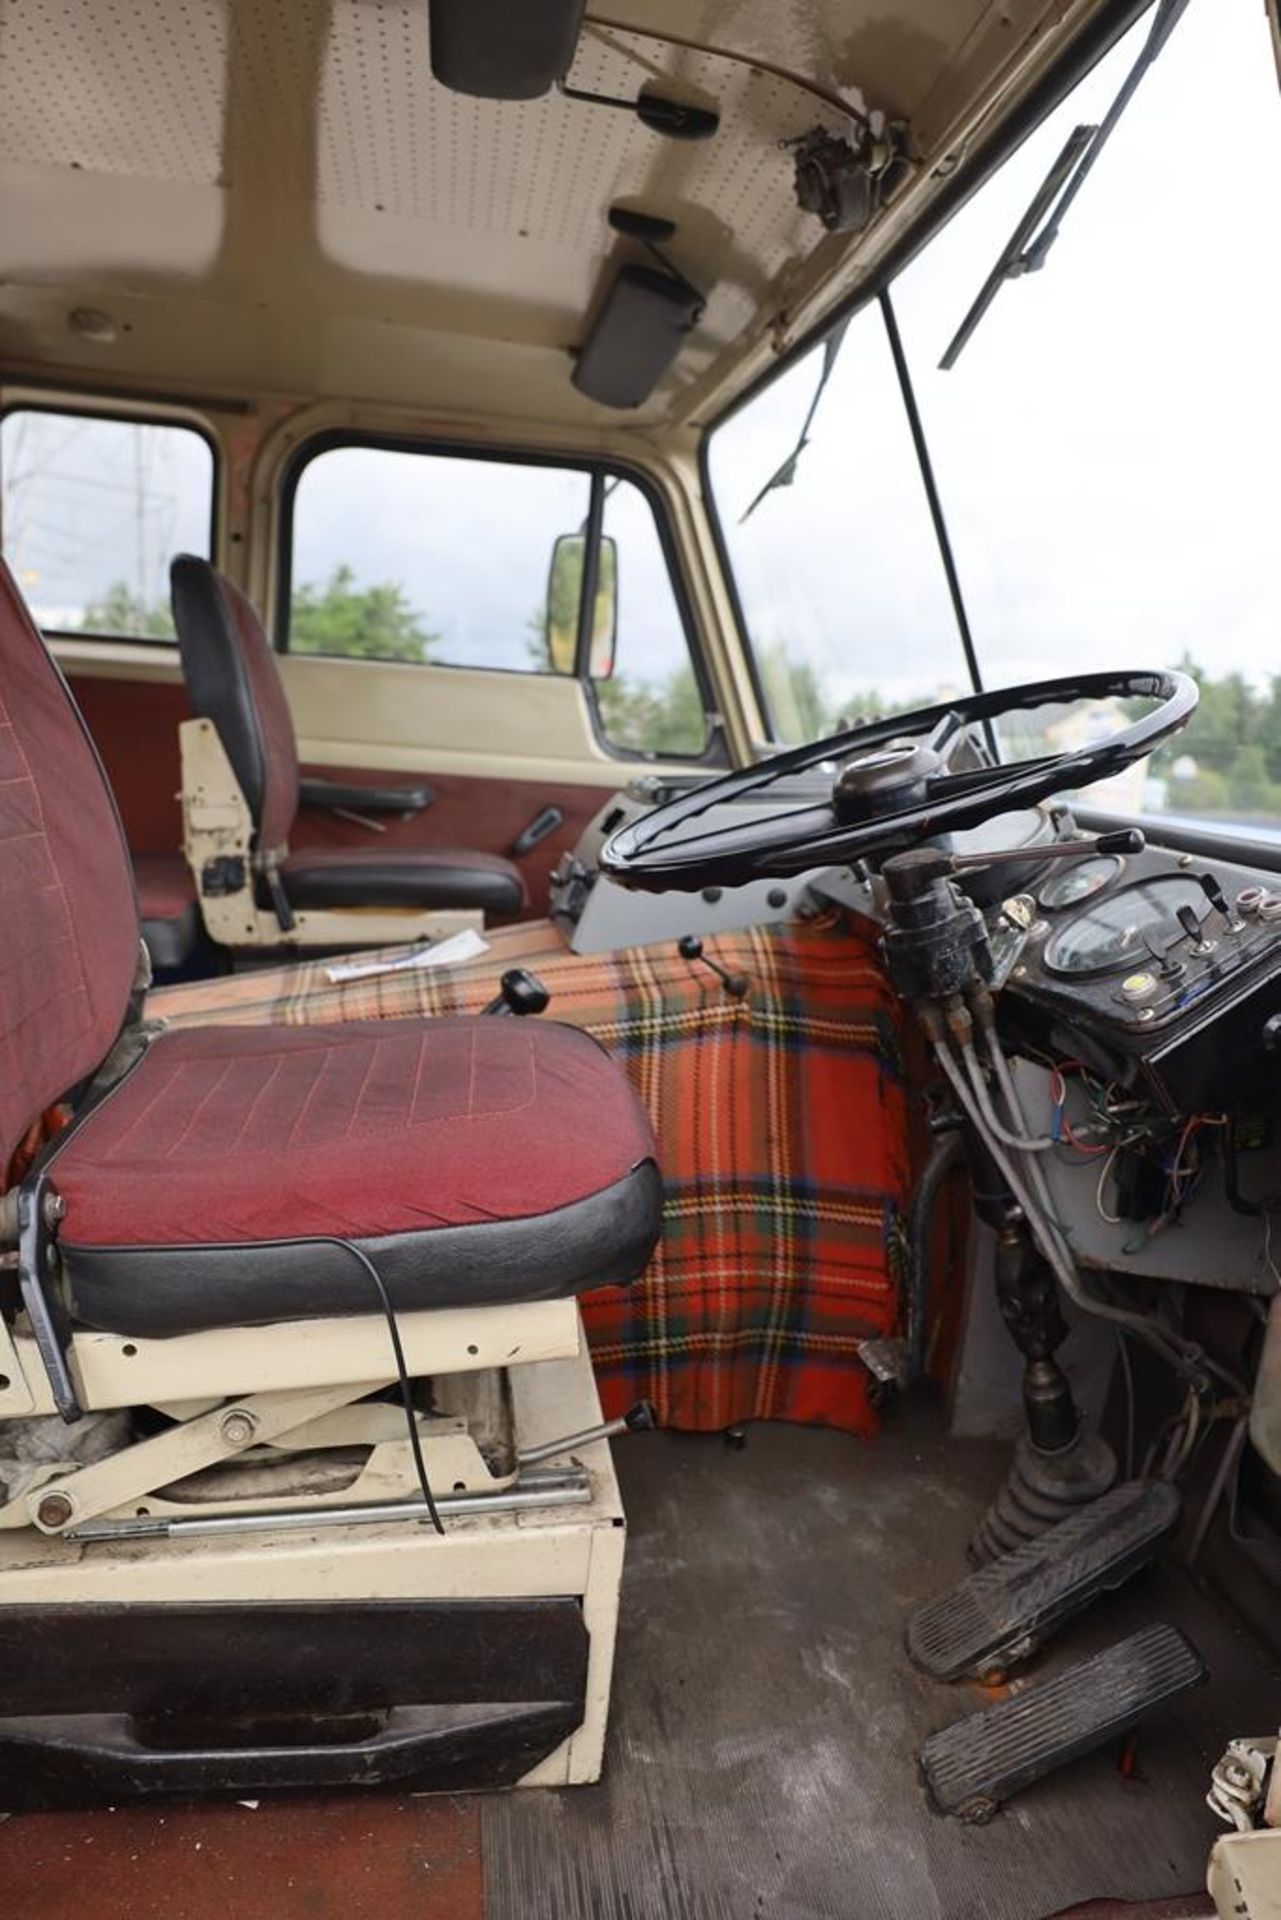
top-left (484, 968), bottom-right (551, 1016)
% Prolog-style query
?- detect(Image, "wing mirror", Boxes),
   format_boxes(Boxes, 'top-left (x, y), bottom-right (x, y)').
top-left (545, 532), bottom-right (618, 678)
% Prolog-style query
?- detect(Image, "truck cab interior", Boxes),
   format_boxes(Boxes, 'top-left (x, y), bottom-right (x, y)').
top-left (2, 3), bottom-right (1280, 1916)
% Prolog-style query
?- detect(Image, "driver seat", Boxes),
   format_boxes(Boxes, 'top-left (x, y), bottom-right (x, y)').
top-left (0, 557), bottom-right (661, 1805)
top-left (0, 547), bottom-right (659, 1397)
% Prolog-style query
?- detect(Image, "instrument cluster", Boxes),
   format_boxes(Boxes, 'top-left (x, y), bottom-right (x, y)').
top-left (987, 824), bottom-right (1281, 1111)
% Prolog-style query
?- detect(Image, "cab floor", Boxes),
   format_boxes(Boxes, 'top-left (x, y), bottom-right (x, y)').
top-left (485, 1404), bottom-right (1267, 1920)
top-left (2, 1406), bottom-right (1264, 1920)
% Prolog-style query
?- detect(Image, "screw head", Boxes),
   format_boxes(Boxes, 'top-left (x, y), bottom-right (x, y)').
top-left (220, 1409), bottom-right (257, 1447)
top-left (36, 1491), bottom-right (75, 1530)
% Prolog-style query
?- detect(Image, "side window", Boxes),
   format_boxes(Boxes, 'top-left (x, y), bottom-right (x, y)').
top-left (0, 410), bottom-right (214, 641)
top-left (287, 442), bottom-right (712, 759)
top-left (286, 444), bottom-right (589, 669)
top-left (590, 476), bottom-right (710, 759)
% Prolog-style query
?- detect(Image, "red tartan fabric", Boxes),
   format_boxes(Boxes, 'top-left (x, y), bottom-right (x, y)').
top-left (149, 915), bottom-right (909, 1435)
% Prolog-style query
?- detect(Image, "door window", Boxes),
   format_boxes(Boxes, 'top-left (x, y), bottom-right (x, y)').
top-left (286, 440), bottom-right (712, 757)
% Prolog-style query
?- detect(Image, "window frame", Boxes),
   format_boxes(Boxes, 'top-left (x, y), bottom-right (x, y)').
top-left (0, 399), bottom-right (220, 647)
top-left (276, 428), bottom-right (727, 766)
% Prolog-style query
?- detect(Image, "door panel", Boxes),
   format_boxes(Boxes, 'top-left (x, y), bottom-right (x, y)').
top-left (59, 648), bottom-right (627, 916)
top-left (66, 669), bottom-right (188, 855)
top-left (295, 765), bottom-right (611, 913)
top-left (278, 653), bottom-right (633, 786)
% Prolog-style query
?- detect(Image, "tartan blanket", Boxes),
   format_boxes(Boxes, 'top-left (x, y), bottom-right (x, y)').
top-left (150, 916), bottom-right (909, 1436)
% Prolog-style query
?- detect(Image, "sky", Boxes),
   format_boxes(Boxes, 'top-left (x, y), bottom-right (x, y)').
top-left (2, 0), bottom-right (1278, 725)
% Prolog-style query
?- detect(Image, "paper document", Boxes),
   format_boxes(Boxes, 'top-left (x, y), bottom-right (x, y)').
top-left (325, 927), bottom-right (490, 984)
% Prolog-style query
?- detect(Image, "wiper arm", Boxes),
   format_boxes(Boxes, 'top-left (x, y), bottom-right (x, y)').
top-left (739, 314), bottom-right (851, 522)
top-left (939, 0), bottom-right (1192, 369)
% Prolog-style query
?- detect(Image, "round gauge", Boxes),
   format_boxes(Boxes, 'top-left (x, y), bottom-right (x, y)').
top-left (1037, 854), bottom-right (1123, 912)
top-left (1042, 875), bottom-right (1209, 979)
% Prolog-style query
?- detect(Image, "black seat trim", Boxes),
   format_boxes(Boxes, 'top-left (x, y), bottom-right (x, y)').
top-left (283, 854), bottom-right (524, 917)
top-left (62, 1160), bottom-right (662, 1337)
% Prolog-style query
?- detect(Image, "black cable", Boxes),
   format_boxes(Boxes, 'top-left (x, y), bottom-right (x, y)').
top-left (310, 1237), bottom-right (445, 1534)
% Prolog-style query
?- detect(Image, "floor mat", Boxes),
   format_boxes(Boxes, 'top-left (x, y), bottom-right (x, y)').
top-left (483, 1405), bottom-right (1270, 1920)
top-left (0, 1793), bottom-right (482, 1920)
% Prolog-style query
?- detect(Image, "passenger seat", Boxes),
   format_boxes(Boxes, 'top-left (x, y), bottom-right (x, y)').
top-left (169, 555), bottom-right (526, 925)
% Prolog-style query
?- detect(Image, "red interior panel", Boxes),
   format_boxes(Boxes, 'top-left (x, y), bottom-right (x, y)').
top-left (295, 765), bottom-right (613, 915)
top-left (67, 673), bottom-right (614, 915)
top-left (67, 672), bottom-right (189, 854)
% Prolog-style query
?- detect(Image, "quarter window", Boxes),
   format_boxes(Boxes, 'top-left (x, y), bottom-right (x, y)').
top-left (0, 410), bottom-right (215, 641)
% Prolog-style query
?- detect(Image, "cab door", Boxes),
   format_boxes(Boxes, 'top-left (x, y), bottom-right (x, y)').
top-left (270, 435), bottom-right (725, 910)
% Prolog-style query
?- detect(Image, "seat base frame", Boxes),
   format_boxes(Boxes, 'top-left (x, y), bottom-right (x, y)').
top-left (0, 1333), bottom-right (623, 1801)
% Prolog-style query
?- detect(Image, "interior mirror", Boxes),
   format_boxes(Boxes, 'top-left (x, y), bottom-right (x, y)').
top-left (545, 533), bottom-right (618, 678)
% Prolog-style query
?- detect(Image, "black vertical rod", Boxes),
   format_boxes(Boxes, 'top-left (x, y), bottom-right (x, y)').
top-left (879, 286), bottom-right (986, 700)
top-left (574, 470), bottom-right (606, 681)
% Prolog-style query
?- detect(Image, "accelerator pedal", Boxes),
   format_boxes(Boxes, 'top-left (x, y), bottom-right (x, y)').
top-left (908, 1480), bottom-right (1182, 1683)
top-left (921, 1622), bottom-right (1205, 1820)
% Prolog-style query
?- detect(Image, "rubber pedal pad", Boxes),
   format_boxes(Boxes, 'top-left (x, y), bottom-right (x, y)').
top-left (920, 1621), bottom-right (1205, 1820)
top-left (908, 1480), bottom-right (1182, 1683)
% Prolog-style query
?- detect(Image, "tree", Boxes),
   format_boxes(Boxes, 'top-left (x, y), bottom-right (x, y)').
top-left (290, 564), bottom-right (439, 663)
top-left (595, 662), bottom-right (708, 757)
top-left (80, 581), bottom-right (174, 639)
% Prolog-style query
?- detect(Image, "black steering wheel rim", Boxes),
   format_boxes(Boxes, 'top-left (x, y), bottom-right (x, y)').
top-left (599, 669), bottom-right (1197, 891)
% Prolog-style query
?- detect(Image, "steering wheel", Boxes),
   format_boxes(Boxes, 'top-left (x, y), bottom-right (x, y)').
top-left (600, 669), bottom-right (1197, 891)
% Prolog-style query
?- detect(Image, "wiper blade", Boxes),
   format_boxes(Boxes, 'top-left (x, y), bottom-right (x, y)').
top-left (739, 314), bottom-right (851, 522)
top-left (939, 0), bottom-right (1192, 369)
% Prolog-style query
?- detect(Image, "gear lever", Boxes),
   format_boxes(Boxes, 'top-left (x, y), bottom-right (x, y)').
top-left (483, 968), bottom-right (551, 1016)
top-left (677, 934), bottom-right (749, 1000)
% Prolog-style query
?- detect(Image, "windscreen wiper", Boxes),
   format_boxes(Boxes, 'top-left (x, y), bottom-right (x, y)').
top-left (939, 0), bottom-right (1192, 369)
top-left (738, 314), bottom-right (851, 522)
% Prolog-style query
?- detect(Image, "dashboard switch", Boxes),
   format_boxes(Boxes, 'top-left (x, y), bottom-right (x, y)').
top-left (1200, 870), bottom-right (1244, 932)
top-left (1120, 971), bottom-right (1157, 1001)
top-left (1176, 903), bottom-right (1215, 955)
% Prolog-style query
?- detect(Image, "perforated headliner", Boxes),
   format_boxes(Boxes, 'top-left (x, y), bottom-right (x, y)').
top-left (0, 0), bottom-right (1128, 428)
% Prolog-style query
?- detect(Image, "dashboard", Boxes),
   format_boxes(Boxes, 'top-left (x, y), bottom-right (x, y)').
top-left (984, 818), bottom-right (1281, 1113)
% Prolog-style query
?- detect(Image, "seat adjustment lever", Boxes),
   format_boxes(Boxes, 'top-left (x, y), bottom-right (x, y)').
top-left (517, 1400), bottom-right (656, 1468)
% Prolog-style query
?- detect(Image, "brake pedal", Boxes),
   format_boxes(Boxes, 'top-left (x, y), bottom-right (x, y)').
top-left (907, 1480), bottom-right (1181, 1683)
top-left (920, 1622), bottom-right (1205, 1820)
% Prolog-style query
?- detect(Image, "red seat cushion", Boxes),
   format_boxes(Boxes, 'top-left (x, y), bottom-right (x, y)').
top-left (52, 1016), bottom-right (661, 1334)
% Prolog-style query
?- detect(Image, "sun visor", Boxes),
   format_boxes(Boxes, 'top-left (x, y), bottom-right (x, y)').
top-left (572, 264), bottom-right (704, 410)
top-left (428, 0), bottom-right (586, 100)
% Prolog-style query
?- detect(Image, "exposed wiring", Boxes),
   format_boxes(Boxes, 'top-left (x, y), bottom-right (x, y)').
top-left (1096, 1147), bottom-right (1123, 1225)
top-left (309, 1238), bottom-right (444, 1535)
top-left (938, 1025), bottom-right (1238, 1387)
top-left (961, 1043), bottom-right (1055, 1151)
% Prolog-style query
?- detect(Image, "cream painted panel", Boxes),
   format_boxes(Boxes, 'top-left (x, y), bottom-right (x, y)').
top-left (50, 636), bottom-right (184, 685)
top-left (49, 636), bottom-right (705, 783)
top-left (279, 651), bottom-right (641, 785)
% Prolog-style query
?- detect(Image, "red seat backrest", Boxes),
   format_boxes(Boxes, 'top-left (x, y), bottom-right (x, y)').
top-left (0, 562), bottom-right (139, 1173)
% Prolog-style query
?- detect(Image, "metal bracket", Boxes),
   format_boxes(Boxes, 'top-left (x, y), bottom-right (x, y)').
top-left (16, 1172), bottom-right (80, 1423)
